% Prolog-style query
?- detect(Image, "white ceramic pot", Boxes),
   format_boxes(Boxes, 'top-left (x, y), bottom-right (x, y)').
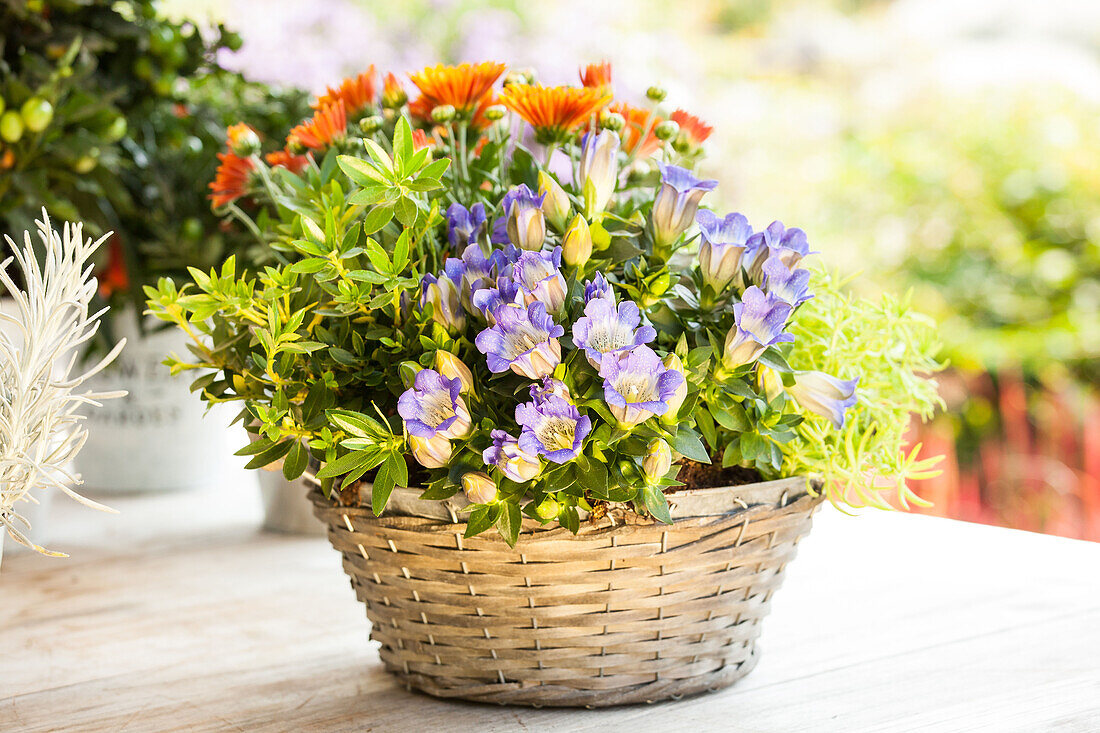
top-left (73, 308), bottom-right (242, 493)
top-left (257, 471), bottom-right (325, 535)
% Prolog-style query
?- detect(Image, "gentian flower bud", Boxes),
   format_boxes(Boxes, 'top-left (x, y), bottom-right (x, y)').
top-left (515, 392), bottom-right (592, 464)
top-left (530, 377), bottom-right (571, 402)
top-left (659, 353), bottom-right (688, 424)
top-left (433, 351), bottom-right (474, 393)
top-left (502, 184), bottom-right (547, 251)
top-left (483, 429), bottom-right (542, 483)
top-left (599, 345), bottom-right (685, 428)
top-left (561, 214), bottom-right (593, 267)
top-left (583, 272), bottom-right (615, 303)
top-left (420, 272), bottom-right (465, 333)
top-left (651, 162), bottom-right (717, 251)
top-left (787, 371), bottom-right (859, 430)
top-left (475, 301), bottom-right (564, 380)
top-left (444, 241), bottom-right (501, 313)
top-left (578, 130), bottom-right (620, 218)
top-left (697, 210), bottom-right (753, 292)
top-left (538, 171), bottom-right (571, 232)
top-left (409, 434), bottom-right (452, 468)
top-left (397, 369), bottom-right (472, 440)
top-left (508, 247), bottom-right (567, 314)
top-left (643, 438), bottom-right (672, 482)
top-left (722, 286), bottom-right (794, 368)
top-left (758, 364), bottom-right (784, 402)
top-left (571, 297), bottom-right (656, 369)
top-left (445, 202), bottom-right (488, 248)
top-left (462, 472), bottom-right (498, 504)
top-left (743, 221), bottom-right (816, 285)
top-left (471, 277), bottom-right (524, 324)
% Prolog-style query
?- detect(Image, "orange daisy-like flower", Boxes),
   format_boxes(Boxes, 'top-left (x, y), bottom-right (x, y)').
top-left (612, 102), bottom-right (662, 157)
top-left (314, 66), bottom-right (377, 116)
top-left (411, 128), bottom-right (433, 151)
top-left (409, 61), bottom-right (506, 116)
top-left (382, 71), bottom-right (408, 108)
top-left (266, 148), bottom-right (310, 174)
top-left (208, 151), bottom-right (255, 209)
top-left (580, 61), bottom-right (612, 92)
top-left (288, 100), bottom-right (348, 152)
top-left (670, 109), bottom-right (713, 147)
top-left (226, 122), bottom-right (258, 148)
top-left (501, 84), bottom-right (612, 143)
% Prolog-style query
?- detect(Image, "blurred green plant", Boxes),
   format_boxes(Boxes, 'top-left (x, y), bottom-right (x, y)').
top-left (0, 0), bottom-right (308, 332)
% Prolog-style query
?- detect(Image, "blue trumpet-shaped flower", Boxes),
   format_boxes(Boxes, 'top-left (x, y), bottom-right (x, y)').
top-left (697, 209), bottom-right (753, 292)
top-left (744, 221), bottom-right (815, 284)
top-left (505, 246), bottom-right (567, 314)
top-left (444, 243), bottom-right (503, 312)
top-left (584, 272), bottom-right (615, 303)
top-left (445, 202), bottom-right (487, 248)
top-left (723, 286), bottom-right (794, 368)
top-left (571, 297), bottom-right (656, 368)
top-left (397, 369), bottom-right (471, 439)
top-left (762, 254), bottom-right (813, 307)
top-left (471, 276), bottom-right (524, 323)
top-left (787, 371), bottom-right (859, 429)
top-left (483, 429), bottom-right (542, 482)
top-left (474, 301), bottom-right (564, 380)
top-left (502, 183), bottom-right (547, 251)
top-left (651, 162), bottom-right (717, 250)
top-left (599, 345), bottom-right (685, 428)
top-left (515, 391), bottom-right (592, 464)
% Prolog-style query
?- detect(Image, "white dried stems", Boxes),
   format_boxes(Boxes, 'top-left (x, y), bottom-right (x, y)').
top-left (1, 210), bottom-right (126, 559)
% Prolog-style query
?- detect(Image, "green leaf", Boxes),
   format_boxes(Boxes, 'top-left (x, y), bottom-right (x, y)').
top-left (394, 196), bottom-right (418, 227)
top-left (643, 485), bottom-right (673, 525)
top-left (418, 157), bottom-right (450, 181)
top-left (283, 440), bottom-right (308, 480)
top-left (711, 402), bottom-right (752, 432)
top-left (668, 428), bottom-right (711, 463)
top-left (363, 205), bottom-right (395, 236)
top-left (496, 500), bottom-right (522, 547)
top-left (371, 453), bottom-right (402, 515)
top-left (337, 155), bottom-right (386, 185)
top-left (244, 440), bottom-right (293, 470)
top-left (575, 460), bottom-right (609, 499)
top-left (316, 449), bottom-right (382, 479)
top-left (327, 409), bottom-right (386, 438)
top-left (465, 504), bottom-right (499, 538)
top-left (288, 258), bottom-right (329, 274)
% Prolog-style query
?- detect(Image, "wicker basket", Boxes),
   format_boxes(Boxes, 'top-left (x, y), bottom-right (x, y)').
top-left (307, 474), bottom-right (824, 707)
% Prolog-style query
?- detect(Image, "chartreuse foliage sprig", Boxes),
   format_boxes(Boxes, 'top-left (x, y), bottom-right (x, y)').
top-left (147, 62), bottom-right (943, 545)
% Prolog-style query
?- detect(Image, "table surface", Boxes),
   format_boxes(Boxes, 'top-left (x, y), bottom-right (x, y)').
top-left (3, 479), bottom-right (1099, 733)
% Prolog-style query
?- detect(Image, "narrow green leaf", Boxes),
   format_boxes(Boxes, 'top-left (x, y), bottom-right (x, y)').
top-left (668, 428), bottom-right (711, 463)
top-left (643, 485), bottom-right (673, 525)
top-left (496, 500), bottom-right (522, 548)
top-left (283, 440), bottom-right (308, 480)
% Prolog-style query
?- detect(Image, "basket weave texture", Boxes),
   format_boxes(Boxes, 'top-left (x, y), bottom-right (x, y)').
top-left (308, 478), bottom-right (823, 707)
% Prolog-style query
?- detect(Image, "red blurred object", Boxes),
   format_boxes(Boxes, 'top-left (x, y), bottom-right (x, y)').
top-left (911, 371), bottom-right (1100, 541)
top-left (97, 235), bottom-right (130, 298)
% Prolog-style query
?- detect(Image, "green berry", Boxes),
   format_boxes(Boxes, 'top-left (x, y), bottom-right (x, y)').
top-left (1, 111), bottom-right (25, 143)
top-left (21, 98), bottom-right (53, 133)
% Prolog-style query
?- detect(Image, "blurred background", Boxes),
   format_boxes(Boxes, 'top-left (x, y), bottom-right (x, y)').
top-left (4, 0), bottom-right (1098, 541)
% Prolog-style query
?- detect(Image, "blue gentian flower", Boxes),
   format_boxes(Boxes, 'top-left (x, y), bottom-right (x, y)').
top-left (651, 162), bottom-right (717, 249)
top-left (571, 297), bottom-right (657, 368)
top-left (471, 276), bottom-right (524, 323)
top-left (584, 272), bottom-right (615, 303)
top-left (697, 209), bottom-right (753, 292)
top-left (762, 254), bottom-right (813, 307)
top-left (744, 221), bottom-right (815, 284)
top-left (598, 344), bottom-right (685, 427)
top-left (483, 429), bottom-right (542, 482)
top-left (445, 202), bottom-right (487, 248)
top-left (787, 371), bottom-right (859, 429)
top-left (474, 301), bottom-right (564, 379)
top-left (505, 246), bottom-right (567, 314)
top-left (397, 369), bottom-right (471, 439)
top-left (723, 286), bottom-right (794, 367)
top-left (444, 243), bottom-right (503, 312)
top-left (502, 183), bottom-right (547, 251)
top-left (420, 271), bottom-right (465, 333)
top-left (515, 392), bottom-right (592, 464)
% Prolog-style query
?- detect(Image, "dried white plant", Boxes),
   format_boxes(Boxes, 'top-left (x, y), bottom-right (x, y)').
top-left (1, 210), bottom-right (126, 561)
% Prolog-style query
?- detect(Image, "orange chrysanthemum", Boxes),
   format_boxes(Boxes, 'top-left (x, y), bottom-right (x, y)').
top-left (411, 128), bottom-right (433, 151)
top-left (314, 66), bottom-right (377, 115)
top-left (409, 61), bottom-right (505, 115)
top-left (288, 101), bottom-right (348, 152)
top-left (208, 151), bottom-right (255, 209)
top-left (382, 71), bottom-right (407, 108)
top-left (266, 148), bottom-right (310, 174)
top-left (226, 122), bottom-right (258, 149)
top-left (500, 84), bottom-right (611, 143)
top-left (613, 102), bottom-right (662, 157)
top-left (670, 109), bottom-right (713, 146)
top-left (580, 61), bottom-right (612, 92)
top-left (97, 236), bottom-right (130, 299)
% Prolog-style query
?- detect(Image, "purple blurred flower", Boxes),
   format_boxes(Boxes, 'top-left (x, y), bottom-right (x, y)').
top-left (505, 246), bottom-right (567, 314)
top-left (397, 369), bottom-right (471, 439)
top-left (651, 162), bottom-right (717, 250)
top-left (445, 202), bottom-right (487, 248)
top-left (444, 243), bottom-right (503, 312)
top-left (584, 272), bottom-right (615, 303)
top-left (744, 221), bottom-right (815, 284)
top-left (483, 429), bottom-right (542, 482)
top-left (723, 286), bottom-right (794, 368)
top-left (421, 271), bottom-right (465, 333)
top-left (697, 209), bottom-right (753, 292)
top-left (571, 297), bottom-right (656, 368)
top-left (471, 276), bottom-right (524, 323)
top-left (474, 301), bottom-right (564, 379)
top-left (515, 393), bottom-right (592, 464)
top-left (787, 371), bottom-right (859, 429)
top-left (762, 254), bottom-right (813, 307)
top-left (502, 183), bottom-right (547, 251)
top-left (599, 345), bottom-right (685, 427)
top-left (490, 215), bottom-right (510, 245)
top-left (530, 376), bottom-right (571, 402)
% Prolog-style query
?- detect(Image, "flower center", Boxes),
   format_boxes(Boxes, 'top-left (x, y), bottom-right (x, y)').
top-left (615, 375), bottom-right (657, 404)
top-left (503, 324), bottom-right (545, 358)
top-left (589, 322), bottom-right (632, 354)
top-left (421, 391), bottom-right (455, 428)
top-left (537, 417), bottom-right (576, 451)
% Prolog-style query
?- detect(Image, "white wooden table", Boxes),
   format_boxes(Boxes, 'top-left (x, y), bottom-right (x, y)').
top-left (2, 482), bottom-right (1098, 732)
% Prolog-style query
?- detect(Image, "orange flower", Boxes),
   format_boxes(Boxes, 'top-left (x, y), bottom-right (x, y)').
top-left (266, 148), bottom-right (310, 174)
top-left (612, 102), bottom-right (662, 157)
top-left (288, 100), bottom-right (348, 151)
top-left (409, 61), bottom-right (505, 116)
top-left (411, 128), bottom-right (432, 151)
top-left (226, 122), bottom-right (258, 148)
top-left (0, 149), bottom-right (14, 170)
top-left (97, 236), bottom-right (130, 298)
top-left (670, 109), bottom-right (713, 146)
top-left (580, 61), bottom-right (612, 92)
top-left (382, 71), bottom-right (407, 108)
top-left (500, 84), bottom-right (611, 143)
top-left (314, 66), bottom-right (377, 116)
top-left (208, 151), bottom-right (255, 208)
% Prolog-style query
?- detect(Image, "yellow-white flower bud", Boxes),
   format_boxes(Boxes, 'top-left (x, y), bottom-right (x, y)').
top-left (659, 353), bottom-right (688, 424)
top-left (462, 472), bottom-right (498, 504)
top-left (643, 439), bottom-right (672, 482)
top-left (538, 171), bottom-right (571, 232)
top-left (433, 351), bottom-right (474, 394)
top-left (409, 433), bottom-right (452, 468)
top-left (561, 214), bottom-right (593, 267)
